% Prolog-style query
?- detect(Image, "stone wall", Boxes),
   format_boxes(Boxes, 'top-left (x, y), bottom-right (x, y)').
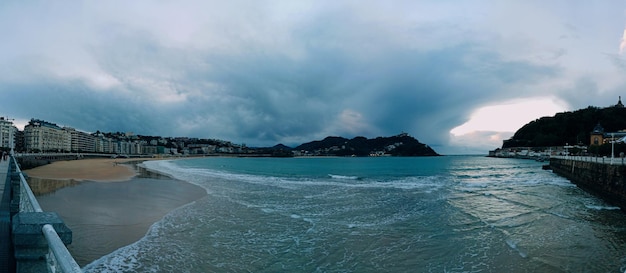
top-left (550, 158), bottom-right (626, 210)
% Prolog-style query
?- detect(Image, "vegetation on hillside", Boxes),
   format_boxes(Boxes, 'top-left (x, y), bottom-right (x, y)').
top-left (295, 134), bottom-right (440, 156)
top-left (503, 106), bottom-right (626, 149)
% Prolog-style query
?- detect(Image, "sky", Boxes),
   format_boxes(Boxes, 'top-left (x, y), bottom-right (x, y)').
top-left (1, 1), bottom-right (626, 155)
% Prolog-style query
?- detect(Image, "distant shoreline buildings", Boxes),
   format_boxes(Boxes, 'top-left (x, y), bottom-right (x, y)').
top-left (0, 118), bottom-right (436, 157)
top-left (0, 118), bottom-right (247, 156)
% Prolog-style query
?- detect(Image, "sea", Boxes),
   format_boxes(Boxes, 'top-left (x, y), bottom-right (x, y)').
top-left (83, 156), bottom-right (626, 273)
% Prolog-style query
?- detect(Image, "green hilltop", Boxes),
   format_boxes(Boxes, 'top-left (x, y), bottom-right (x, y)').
top-left (502, 98), bottom-right (626, 152)
top-left (294, 133), bottom-right (440, 157)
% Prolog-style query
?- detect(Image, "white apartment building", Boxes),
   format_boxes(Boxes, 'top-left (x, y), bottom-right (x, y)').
top-left (24, 119), bottom-right (70, 152)
top-left (115, 140), bottom-right (143, 155)
top-left (22, 118), bottom-right (159, 155)
top-left (0, 117), bottom-right (17, 150)
top-left (95, 135), bottom-right (117, 154)
top-left (64, 127), bottom-right (96, 152)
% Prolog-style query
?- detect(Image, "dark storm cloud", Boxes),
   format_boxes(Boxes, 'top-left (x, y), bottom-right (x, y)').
top-left (3, 82), bottom-right (157, 134)
top-left (116, 35), bottom-right (560, 147)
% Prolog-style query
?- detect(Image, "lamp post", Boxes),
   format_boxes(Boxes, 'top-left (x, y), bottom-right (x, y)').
top-left (611, 132), bottom-right (615, 165)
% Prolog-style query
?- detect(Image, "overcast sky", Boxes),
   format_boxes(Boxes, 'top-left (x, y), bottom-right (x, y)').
top-left (1, 1), bottom-right (626, 154)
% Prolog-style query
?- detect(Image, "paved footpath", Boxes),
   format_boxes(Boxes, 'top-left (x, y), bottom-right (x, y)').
top-left (0, 159), bottom-right (15, 273)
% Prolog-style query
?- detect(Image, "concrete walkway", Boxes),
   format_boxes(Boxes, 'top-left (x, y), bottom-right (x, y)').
top-left (0, 158), bottom-right (15, 273)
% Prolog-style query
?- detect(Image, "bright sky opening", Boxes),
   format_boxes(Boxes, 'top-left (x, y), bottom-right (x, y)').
top-left (620, 27), bottom-right (626, 55)
top-left (450, 97), bottom-right (568, 136)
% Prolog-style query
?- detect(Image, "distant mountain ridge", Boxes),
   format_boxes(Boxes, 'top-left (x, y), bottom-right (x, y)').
top-left (290, 133), bottom-right (440, 156)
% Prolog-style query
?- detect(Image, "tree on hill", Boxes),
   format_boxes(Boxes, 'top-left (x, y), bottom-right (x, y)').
top-left (295, 136), bottom-right (348, 152)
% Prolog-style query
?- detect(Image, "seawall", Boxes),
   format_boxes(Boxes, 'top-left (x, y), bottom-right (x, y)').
top-left (550, 158), bottom-right (626, 210)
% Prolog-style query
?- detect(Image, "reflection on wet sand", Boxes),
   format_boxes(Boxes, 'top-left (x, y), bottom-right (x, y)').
top-left (25, 161), bottom-right (172, 196)
top-left (27, 177), bottom-right (82, 196)
top-left (134, 163), bottom-right (172, 179)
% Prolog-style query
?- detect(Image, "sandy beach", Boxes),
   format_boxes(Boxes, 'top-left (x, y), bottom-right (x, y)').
top-left (24, 158), bottom-right (150, 182)
top-left (24, 158), bottom-right (207, 266)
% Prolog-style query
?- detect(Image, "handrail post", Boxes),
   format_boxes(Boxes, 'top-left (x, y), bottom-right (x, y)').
top-left (10, 171), bottom-right (21, 217)
top-left (12, 212), bottom-right (73, 273)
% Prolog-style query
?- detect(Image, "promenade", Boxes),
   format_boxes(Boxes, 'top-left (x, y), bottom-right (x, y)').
top-left (0, 158), bottom-right (14, 272)
top-left (552, 155), bottom-right (626, 165)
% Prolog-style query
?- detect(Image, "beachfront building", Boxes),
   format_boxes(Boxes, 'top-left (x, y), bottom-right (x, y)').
top-left (24, 119), bottom-right (71, 152)
top-left (129, 141), bottom-right (144, 155)
top-left (590, 123), bottom-right (605, 146)
top-left (187, 143), bottom-right (217, 154)
top-left (589, 123), bottom-right (626, 146)
top-left (14, 130), bottom-right (24, 152)
top-left (143, 145), bottom-right (158, 155)
top-left (94, 134), bottom-right (117, 154)
top-left (116, 140), bottom-right (143, 155)
top-left (0, 117), bottom-right (18, 150)
top-left (64, 127), bottom-right (96, 153)
top-left (117, 140), bottom-right (129, 155)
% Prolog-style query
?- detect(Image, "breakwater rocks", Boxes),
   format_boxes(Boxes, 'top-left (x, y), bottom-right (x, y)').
top-left (550, 158), bottom-right (626, 210)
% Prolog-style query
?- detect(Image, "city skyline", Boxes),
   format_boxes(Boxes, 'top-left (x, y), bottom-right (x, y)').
top-left (1, 1), bottom-right (626, 154)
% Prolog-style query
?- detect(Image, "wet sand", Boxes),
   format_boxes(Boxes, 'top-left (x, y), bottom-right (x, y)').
top-left (25, 159), bottom-right (207, 267)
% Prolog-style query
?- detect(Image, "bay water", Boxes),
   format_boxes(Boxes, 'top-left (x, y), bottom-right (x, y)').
top-left (83, 156), bottom-right (626, 272)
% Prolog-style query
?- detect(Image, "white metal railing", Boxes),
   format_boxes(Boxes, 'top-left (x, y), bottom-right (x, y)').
top-left (42, 224), bottom-right (82, 273)
top-left (12, 156), bottom-right (82, 273)
top-left (551, 155), bottom-right (626, 165)
top-left (18, 171), bottom-right (42, 213)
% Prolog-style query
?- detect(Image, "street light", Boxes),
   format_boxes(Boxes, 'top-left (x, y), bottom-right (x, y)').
top-left (611, 132), bottom-right (615, 165)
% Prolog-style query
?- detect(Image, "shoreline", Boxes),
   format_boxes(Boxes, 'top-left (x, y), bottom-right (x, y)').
top-left (25, 157), bottom-right (208, 267)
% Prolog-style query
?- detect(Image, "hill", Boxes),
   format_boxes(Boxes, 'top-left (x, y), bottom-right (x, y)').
top-left (502, 104), bottom-right (626, 148)
top-left (294, 133), bottom-right (440, 156)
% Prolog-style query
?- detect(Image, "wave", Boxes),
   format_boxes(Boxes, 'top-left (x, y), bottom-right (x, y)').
top-left (505, 239), bottom-right (528, 258)
top-left (82, 207), bottom-right (177, 272)
top-left (142, 160), bottom-right (447, 191)
top-left (584, 204), bottom-right (621, 211)
top-left (83, 242), bottom-right (142, 272)
top-left (83, 198), bottom-right (204, 272)
top-left (85, 157), bottom-right (626, 272)
top-left (328, 174), bottom-right (359, 180)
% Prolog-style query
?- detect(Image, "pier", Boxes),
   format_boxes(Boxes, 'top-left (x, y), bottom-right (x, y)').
top-left (550, 156), bottom-right (626, 210)
top-left (0, 154), bottom-right (81, 273)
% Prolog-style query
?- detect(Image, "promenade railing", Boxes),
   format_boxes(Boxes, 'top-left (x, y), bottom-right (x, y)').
top-left (10, 155), bottom-right (82, 273)
top-left (551, 155), bottom-right (626, 165)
